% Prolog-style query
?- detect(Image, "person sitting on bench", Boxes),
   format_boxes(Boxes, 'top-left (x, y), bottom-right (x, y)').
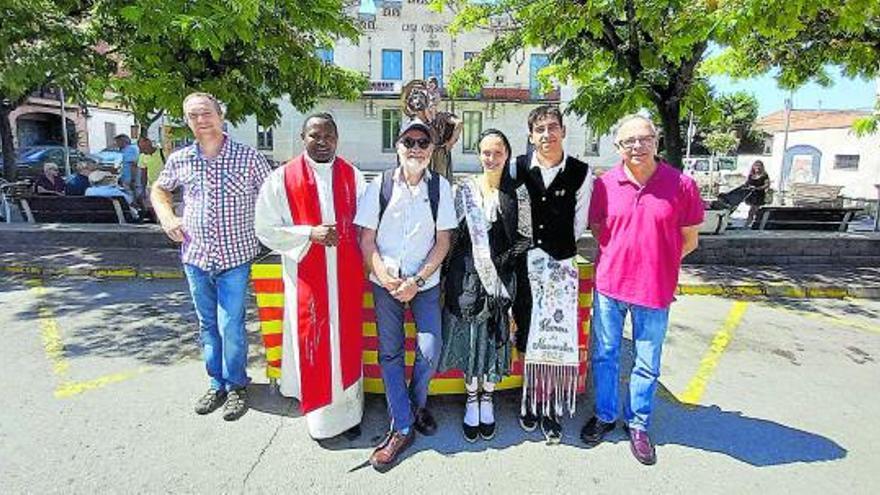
top-left (85, 170), bottom-right (139, 219)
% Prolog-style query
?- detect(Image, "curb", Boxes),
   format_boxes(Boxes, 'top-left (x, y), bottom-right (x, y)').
top-left (3, 263), bottom-right (879, 300)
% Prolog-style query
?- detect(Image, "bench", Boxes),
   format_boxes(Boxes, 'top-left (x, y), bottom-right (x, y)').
top-left (18, 195), bottom-right (137, 224)
top-left (752, 206), bottom-right (862, 232)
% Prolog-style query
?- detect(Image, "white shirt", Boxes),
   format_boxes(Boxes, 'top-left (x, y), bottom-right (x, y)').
top-left (354, 168), bottom-right (457, 290)
top-left (529, 151), bottom-right (593, 239)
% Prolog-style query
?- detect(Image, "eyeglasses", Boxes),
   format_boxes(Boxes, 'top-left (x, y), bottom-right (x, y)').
top-left (400, 136), bottom-right (431, 149)
top-left (617, 135), bottom-right (656, 149)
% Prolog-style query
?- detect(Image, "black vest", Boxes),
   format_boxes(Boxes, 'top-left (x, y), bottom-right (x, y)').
top-left (514, 153), bottom-right (589, 260)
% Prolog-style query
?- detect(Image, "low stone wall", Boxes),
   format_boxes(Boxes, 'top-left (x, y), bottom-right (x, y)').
top-left (3, 224), bottom-right (879, 267)
top-left (578, 230), bottom-right (880, 266)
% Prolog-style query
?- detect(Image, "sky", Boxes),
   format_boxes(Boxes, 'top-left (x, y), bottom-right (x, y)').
top-left (710, 71), bottom-right (878, 116)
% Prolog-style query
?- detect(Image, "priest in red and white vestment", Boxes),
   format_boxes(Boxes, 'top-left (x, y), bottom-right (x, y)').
top-left (255, 114), bottom-right (367, 439)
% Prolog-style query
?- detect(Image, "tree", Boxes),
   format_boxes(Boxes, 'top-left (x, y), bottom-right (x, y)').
top-left (679, 91), bottom-right (763, 156)
top-left (93, 1), bottom-right (367, 131)
top-left (703, 130), bottom-right (739, 157)
top-left (710, 0), bottom-right (880, 134)
top-left (442, 0), bottom-right (736, 168)
top-left (0, 1), bottom-right (111, 180)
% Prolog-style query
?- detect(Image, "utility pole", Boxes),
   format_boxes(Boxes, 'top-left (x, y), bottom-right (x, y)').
top-left (685, 111), bottom-right (695, 161)
top-left (778, 95), bottom-right (792, 205)
top-left (59, 86), bottom-right (71, 177)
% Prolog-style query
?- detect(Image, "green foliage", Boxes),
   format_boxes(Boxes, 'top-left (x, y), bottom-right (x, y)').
top-left (441, 0), bottom-right (733, 167)
top-left (703, 130), bottom-right (739, 156)
top-left (93, 0), bottom-right (368, 127)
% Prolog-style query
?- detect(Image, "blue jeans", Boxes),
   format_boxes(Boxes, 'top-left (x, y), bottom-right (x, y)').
top-left (591, 291), bottom-right (670, 431)
top-left (184, 262), bottom-right (252, 392)
top-left (372, 283), bottom-right (442, 432)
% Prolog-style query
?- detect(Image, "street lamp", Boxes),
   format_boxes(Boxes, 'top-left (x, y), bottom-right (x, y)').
top-left (59, 86), bottom-right (71, 177)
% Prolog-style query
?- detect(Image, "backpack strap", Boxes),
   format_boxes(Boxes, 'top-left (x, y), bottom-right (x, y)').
top-left (378, 168), bottom-right (396, 225)
top-left (427, 171), bottom-right (439, 223)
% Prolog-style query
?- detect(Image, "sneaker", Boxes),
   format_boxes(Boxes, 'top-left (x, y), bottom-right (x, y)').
top-left (479, 421), bottom-right (496, 441)
top-left (519, 410), bottom-right (539, 432)
top-left (463, 422), bottom-right (480, 443)
top-left (624, 424), bottom-right (657, 465)
top-left (222, 388), bottom-right (249, 421)
top-left (541, 415), bottom-right (562, 445)
top-left (369, 429), bottom-right (415, 472)
top-left (194, 388), bottom-right (227, 415)
top-left (580, 416), bottom-right (616, 446)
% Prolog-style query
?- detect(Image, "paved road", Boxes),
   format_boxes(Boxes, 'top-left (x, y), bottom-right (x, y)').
top-left (1, 277), bottom-right (878, 494)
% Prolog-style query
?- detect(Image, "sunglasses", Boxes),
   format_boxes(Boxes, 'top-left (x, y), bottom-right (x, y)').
top-left (400, 136), bottom-right (431, 149)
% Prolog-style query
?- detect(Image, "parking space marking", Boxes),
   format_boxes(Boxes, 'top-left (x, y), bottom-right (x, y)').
top-left (757, 301), bottom-right (880, 335)
top-left (677, 300), bottom-right (749, 406)
top-left (27, 279), bottom-right (148, 399)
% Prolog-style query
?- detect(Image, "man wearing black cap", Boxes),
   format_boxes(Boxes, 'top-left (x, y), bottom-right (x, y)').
top-left (355, 119), bottom-right (457, 471)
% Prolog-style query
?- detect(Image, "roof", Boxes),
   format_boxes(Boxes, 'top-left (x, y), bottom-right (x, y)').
top-left (756, 109), bottom-right (872, 133)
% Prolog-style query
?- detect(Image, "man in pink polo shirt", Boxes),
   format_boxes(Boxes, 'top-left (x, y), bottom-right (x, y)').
top-left (580, 115), bottom-right (703, 465)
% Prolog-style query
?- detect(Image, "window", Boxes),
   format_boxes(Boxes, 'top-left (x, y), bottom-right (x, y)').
top-left (382, 50), bottom-right (403, 80)
top-left (316, 48), bottom-right (334, 65)
top-left (381, 109), bottom-right (402, 152)
top-left (834, 154), bottom-right (859, 170)
top-left (529, 53), bottom-right (550, 98)
top-left (463, 51), bottom-right (479, 63)
top-left (423, 51), bottom-right (444, 87)
top-left (257, 125), bottom-right (274, 151)
top-left (104, 122), bottom-right (117, 148)
top-left (461, 111), bottom-right (482, 154)
top-left (585, 129), bottom-right (599, 156)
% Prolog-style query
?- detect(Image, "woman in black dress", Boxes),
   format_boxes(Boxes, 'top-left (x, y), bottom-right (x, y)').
top-left (439, 129), bottom-right (530, 442)
top-left (745, 160), bottom-right (770, 226)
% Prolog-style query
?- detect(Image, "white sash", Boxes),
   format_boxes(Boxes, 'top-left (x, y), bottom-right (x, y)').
top-left (521, 249), bottom-right (580, 417)
top-left (458, 180), bottom-right (509, 300)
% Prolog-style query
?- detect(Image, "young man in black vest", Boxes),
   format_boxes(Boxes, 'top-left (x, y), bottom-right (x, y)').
top-left (509, 105), bottom-right (592, 444)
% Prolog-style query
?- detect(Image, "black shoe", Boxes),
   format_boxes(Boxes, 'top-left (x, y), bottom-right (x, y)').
top-left (519, 410), bottom-right (539, 432)
top-left (413, 408), bottom-right (437, 436)
top-left (479, 422), bottom-right (496, 441)
top-left (580, 416), bottom-right (616, 446)
top-left (342, 424), bottom-right (362, 441)
top-left (541, 415), bottom-right (562, 445)
top-left (222, 388), bottom-right (249, 421)
top-left (194, 388), bottom-right (227, 415)
top-left (463, 422), bottom-right (480, 443)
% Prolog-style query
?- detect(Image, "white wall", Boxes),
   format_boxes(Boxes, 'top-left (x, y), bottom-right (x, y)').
top-left (85, 107), bottom-right (136, 152)
top-left (766, 127), bottom-right (880, 199)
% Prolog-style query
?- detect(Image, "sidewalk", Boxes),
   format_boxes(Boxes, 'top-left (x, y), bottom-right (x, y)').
top-left (2, 244), bottom-right (878, 299)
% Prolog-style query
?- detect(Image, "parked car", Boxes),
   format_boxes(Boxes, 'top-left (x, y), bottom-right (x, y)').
top-left (16, 145), bottom-right (117, 180)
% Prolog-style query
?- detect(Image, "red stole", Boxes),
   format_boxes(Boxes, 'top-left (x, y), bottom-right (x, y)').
top-left (282, 154), bottom-right (364, 414)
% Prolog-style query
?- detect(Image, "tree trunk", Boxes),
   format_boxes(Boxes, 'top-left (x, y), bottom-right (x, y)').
top-left (0, 101), bottom-right (16, 181)
top-left (657, 99), bottom-right (684, 170)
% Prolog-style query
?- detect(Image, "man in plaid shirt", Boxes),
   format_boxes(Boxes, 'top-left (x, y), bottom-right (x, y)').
top-left (151, 92), bottom-right (272, 421)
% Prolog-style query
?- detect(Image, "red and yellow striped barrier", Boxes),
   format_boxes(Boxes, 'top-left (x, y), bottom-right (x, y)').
top-left (251, 258), bottom-right (593, 395)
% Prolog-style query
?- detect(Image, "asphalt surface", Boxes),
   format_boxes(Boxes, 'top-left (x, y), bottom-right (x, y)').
top-left (1, 277), bottom-right (879, 494)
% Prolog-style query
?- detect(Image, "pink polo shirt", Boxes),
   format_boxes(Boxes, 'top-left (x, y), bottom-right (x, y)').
top-left (588, 161), bottom-right (704, 309)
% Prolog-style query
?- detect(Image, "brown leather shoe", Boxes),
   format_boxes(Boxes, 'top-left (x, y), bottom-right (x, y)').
top-left (369, 430), bottom-right (415, 472)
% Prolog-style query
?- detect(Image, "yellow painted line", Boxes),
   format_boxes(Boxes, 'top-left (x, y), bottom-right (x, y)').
top-left (144, 269), bottom-right (183, 279)
top-left (805, 286), bottom-right (848, 299)
top-left (3, 265), bottom-right (43, 275)
top-left (677, 301), bottom-right (749, 405)
top-left (92, 268), bottom-right (138, 278)
top-left (27, 280), bottom-right (70, 377)
top-left (54, 368), bottom-right (149, 398)
top-left (260, 320), bottom-right (282, 333)
top-left (256, 293), bottom-right (285, 308)
top-left (678, 284), bottom-right (725, 296)
top-left (251, 264), bottom-right (282, 279)
top-left (725, 285), bottom-right (764, 297)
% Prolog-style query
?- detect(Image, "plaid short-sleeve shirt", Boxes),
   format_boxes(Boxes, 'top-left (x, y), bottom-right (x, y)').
top-left (156, 135), bottom-right (272, 272)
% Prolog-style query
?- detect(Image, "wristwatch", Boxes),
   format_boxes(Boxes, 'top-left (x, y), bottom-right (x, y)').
top-left (413, 276), bottom-right (426, 288)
